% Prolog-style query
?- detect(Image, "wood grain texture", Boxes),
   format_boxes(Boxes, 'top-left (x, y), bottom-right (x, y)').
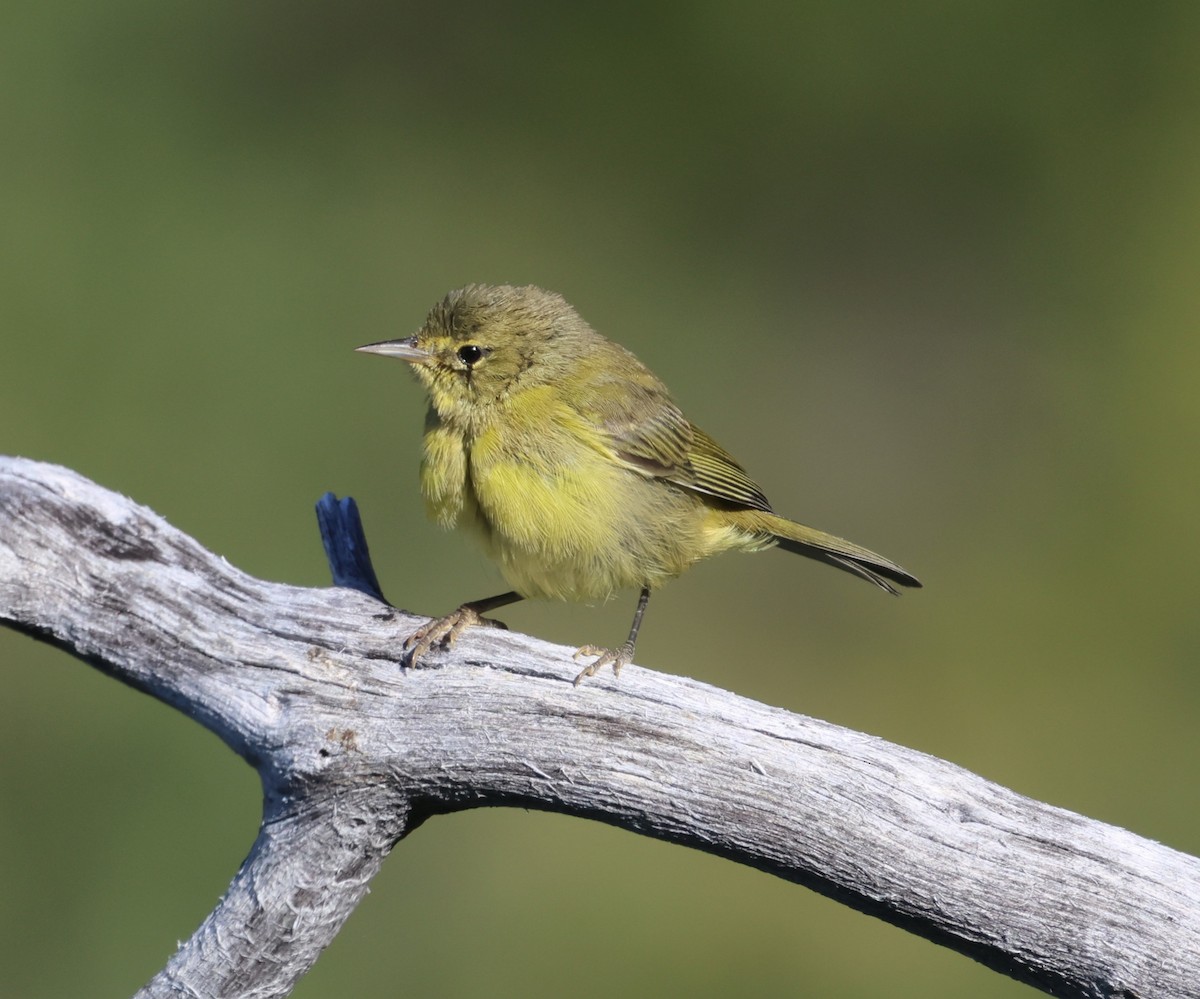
top-left (1, 456), bottom-right (1196, 998)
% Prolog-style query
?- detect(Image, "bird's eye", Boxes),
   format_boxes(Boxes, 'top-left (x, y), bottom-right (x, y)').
top-left (457, 344), bottom-right (486, 367)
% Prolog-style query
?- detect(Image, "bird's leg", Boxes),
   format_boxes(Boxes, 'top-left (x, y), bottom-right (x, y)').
top-left (403, 591), bottom-right (524, 666)
top-left (573, 585), bottom-right (651, 686)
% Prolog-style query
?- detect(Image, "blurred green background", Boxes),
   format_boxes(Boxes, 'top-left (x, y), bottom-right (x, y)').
top-left (3, 3), bottom-right (1198, 996)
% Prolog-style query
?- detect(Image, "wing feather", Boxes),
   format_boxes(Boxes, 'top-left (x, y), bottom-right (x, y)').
top-left (572, 348), bottom-right (772, 513)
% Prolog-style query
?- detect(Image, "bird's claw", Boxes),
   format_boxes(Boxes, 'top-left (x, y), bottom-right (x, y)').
top-left (572, 641), bottom-right (635, 686)
top-left (403, 605), bottom-right (508, 666)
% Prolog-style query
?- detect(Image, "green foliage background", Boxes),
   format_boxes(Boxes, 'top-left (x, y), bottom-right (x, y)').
top-left (3, 4), bottom-right (1198, 996)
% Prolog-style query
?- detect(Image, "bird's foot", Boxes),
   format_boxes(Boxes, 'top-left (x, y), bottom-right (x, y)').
top-left (403, 605), bottom-right (508, 666)
top-left (572, 641), bottom-right (635, 686)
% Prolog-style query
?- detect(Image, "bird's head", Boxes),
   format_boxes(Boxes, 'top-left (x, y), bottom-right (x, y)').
top-left (357, 284), bottom-right (594, 430)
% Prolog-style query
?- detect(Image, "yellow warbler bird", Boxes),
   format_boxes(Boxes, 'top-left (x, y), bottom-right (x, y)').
top-left (358, 284), bottom-right (920, 685)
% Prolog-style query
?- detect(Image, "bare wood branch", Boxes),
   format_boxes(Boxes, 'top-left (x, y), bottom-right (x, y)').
top-left (1, 455), bottom-right (1197, 999)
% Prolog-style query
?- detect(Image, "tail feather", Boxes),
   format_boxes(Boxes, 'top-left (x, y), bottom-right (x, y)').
top-left (743, 512), bottom-right (922, 595)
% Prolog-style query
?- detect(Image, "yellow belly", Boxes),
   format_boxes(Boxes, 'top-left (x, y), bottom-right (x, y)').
top-left (420, 394), bottom-right (760, 602)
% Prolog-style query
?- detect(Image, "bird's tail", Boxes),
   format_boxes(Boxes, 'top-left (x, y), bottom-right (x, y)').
top-left (735, 511), bottom-right (922, 595)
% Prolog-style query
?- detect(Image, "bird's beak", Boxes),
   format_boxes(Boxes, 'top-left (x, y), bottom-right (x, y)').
top-left (355, 336), bottom-right (431, 364)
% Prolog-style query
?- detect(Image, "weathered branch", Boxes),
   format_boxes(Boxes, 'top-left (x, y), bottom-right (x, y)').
top-left (1, 456), bottom-right (1197, 999)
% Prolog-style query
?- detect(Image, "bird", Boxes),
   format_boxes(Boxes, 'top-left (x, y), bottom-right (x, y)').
top-left (357, 284), bottom-right (920, 685)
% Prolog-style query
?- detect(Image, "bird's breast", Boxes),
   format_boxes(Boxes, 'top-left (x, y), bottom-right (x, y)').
top-left (422, 387), bottom-right (752, 602)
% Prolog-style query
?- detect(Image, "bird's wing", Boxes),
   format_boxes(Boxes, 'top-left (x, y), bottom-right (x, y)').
top-left (589, 376), bottom-right (693, 476)
top-left (682, 426), bottom-right (773, 512)
top-left (577, 353), bottom-right (773, 513)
